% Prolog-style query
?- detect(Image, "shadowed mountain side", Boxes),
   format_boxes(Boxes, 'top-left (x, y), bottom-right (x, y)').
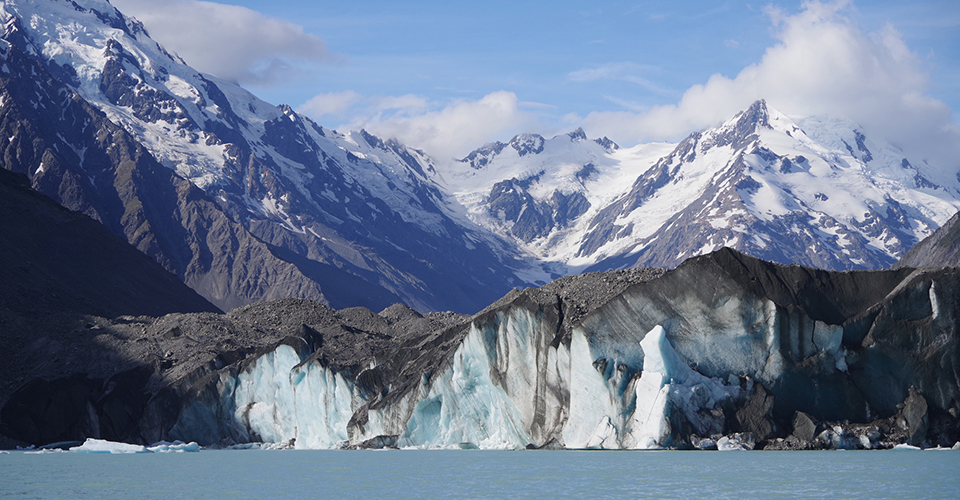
top-left (0, 167), bottom-right (219, 319)
top-left (0, 166), bottom-right (219, 442)
top-left (897, 211), bottom-right (960, 268)
top-left (0, 40), bottom-right (408, 313)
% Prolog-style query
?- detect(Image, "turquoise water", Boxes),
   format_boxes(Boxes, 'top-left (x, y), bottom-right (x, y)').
top-left (2, 449), bottom-right (958, 499)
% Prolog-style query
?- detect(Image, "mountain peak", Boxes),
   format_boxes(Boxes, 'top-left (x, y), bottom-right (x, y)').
top-left (509, 133), bottom-right (545, 157)
top-left (567, 128), bottom-right (587, 141)
top-left (726, 99), bottom-right (771, 133)
top-left (705, 99), bottom-right (774, 150)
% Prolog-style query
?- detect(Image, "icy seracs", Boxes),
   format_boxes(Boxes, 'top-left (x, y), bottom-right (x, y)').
top-left (156, 250), bottom-right (960, 450)
top-left (167, 316), bottom-right (743, 449)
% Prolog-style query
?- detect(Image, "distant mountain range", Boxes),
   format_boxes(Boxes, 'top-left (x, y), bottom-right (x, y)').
top-left (2, 0), bottom-right (960, 314)
top-left (445, 100), bottom-right (960, 272)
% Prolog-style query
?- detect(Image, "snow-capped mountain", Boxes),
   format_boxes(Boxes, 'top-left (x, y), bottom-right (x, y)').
top-left (2, 0), bottom-right (959, 316)
top-left (0, 0), bottom-right (538, 313)
top-left (444, 100), bottom-right (960, 271)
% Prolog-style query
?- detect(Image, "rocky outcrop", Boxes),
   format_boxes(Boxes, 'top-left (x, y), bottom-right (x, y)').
top-left (897, 211), bottom-right (960, 268)
top-left (487, 177), bottom-right (591, 243)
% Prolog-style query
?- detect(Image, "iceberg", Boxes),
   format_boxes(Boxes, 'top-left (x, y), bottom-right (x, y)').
top-left (146, 441), bottom-right (201, 453)
top-left (70, 439), bottom-right (150, 454)
top-left (67, 438), bottom-right (200, 453)
top-left (891, 443), bottom-right (922, 451)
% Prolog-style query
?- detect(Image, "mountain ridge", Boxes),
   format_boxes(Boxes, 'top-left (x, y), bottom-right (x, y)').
top-left (439, 99), bottom-right (960, 274)
top-left (0, 0), bottom-right (538, 313)
top-left (2, 0), bottom-right (960, 316)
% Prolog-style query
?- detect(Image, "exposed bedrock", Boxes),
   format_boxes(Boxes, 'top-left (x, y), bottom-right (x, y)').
top-left (2, 250), bottom-right (958, 449)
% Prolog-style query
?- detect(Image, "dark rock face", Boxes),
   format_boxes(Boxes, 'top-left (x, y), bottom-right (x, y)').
top-left (487, 178), bottom-right (591, 243)
top-left (897, 211), bottom-right (960, 268)
top-left (0, 168), bottom-right (219, 319)
top-left (509, 134), bottom-right (545, 156)
top-left (458, 141), bottom-right (508, 170)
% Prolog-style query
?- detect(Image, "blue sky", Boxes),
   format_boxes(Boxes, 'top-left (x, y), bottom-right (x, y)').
top-left (113, 0), bottom-right (960, 165)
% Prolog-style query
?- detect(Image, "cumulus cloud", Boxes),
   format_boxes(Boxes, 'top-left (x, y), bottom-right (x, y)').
top-left (298, 91), bottom-right (363, 118)
top-left (582, 0), bottom-right (960, 170)
top-left (111, 0), bottom-right (332, 86)
top-left (304, 91), bottom-right (535, 162)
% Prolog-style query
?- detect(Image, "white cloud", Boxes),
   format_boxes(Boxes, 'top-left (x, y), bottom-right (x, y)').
top-left (111, 0), bottom-right (332, 86)
top-left (568, 62), bottom-right (675, 96)
top-left (322, 91), bottom-right (535, 162)
top-left (297, 91), bottom-right (362, 118)
top-left (375, 94), bottom-right (429, 112)
top-left (581, 0), bottom-right (960, 170)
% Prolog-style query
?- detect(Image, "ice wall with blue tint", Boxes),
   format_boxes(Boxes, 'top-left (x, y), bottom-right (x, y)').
top-left (168, 302), bottom-right (750, 449)
top-left (167, 276), bottom-right (928, 449)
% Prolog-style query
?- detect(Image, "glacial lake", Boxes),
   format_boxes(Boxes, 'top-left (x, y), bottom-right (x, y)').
top-left (3, 448), bottom-right (959, 499)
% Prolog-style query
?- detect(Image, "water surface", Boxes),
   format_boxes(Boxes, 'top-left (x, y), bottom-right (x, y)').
top-left (3, 449), bottom-right (958, 499)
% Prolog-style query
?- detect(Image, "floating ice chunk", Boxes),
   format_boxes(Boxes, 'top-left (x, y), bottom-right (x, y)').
top-left (892, 443), bottom-right (922, 450)
top-left (70, 438), bottom-right (149, 454)
top-left (691, 436), bottom-right (718, 450)
top-left (717, 434), bottom-right (756, 451)
top-left (147, 440), bottom-right (200, 453)
top-left (954, 442), bottom-right (960, 451)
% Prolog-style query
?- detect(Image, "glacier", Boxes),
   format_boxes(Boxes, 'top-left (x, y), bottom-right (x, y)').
top-left (169, 311), bottom-right (741, 450)
top-left (1, 250), bottom-right (958, 450)
top-left (133, 249), bottom-right (959, 450)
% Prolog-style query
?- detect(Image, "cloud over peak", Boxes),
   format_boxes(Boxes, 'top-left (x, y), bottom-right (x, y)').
top-left (581, 0), bottom-right (958, 169)
top-left (112, 0), bottom-right (333, 86)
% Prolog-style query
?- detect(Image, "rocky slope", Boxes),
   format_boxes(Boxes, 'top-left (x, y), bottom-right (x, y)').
top-left (0, 0), bottom-right (535, 314)
top-left (897, 210), bottom-right (960, 268)
top-left (0, 167), bottom-right (219, 319)
top-left (3, 249), bottom-right (956, 450)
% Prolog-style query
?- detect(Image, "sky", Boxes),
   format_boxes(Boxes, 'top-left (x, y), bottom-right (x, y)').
top-left (110, 0), bottom-right (960, 168)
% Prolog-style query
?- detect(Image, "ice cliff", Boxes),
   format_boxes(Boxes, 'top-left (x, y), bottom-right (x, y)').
top-left (3, 250), bottom-right (959, 449)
